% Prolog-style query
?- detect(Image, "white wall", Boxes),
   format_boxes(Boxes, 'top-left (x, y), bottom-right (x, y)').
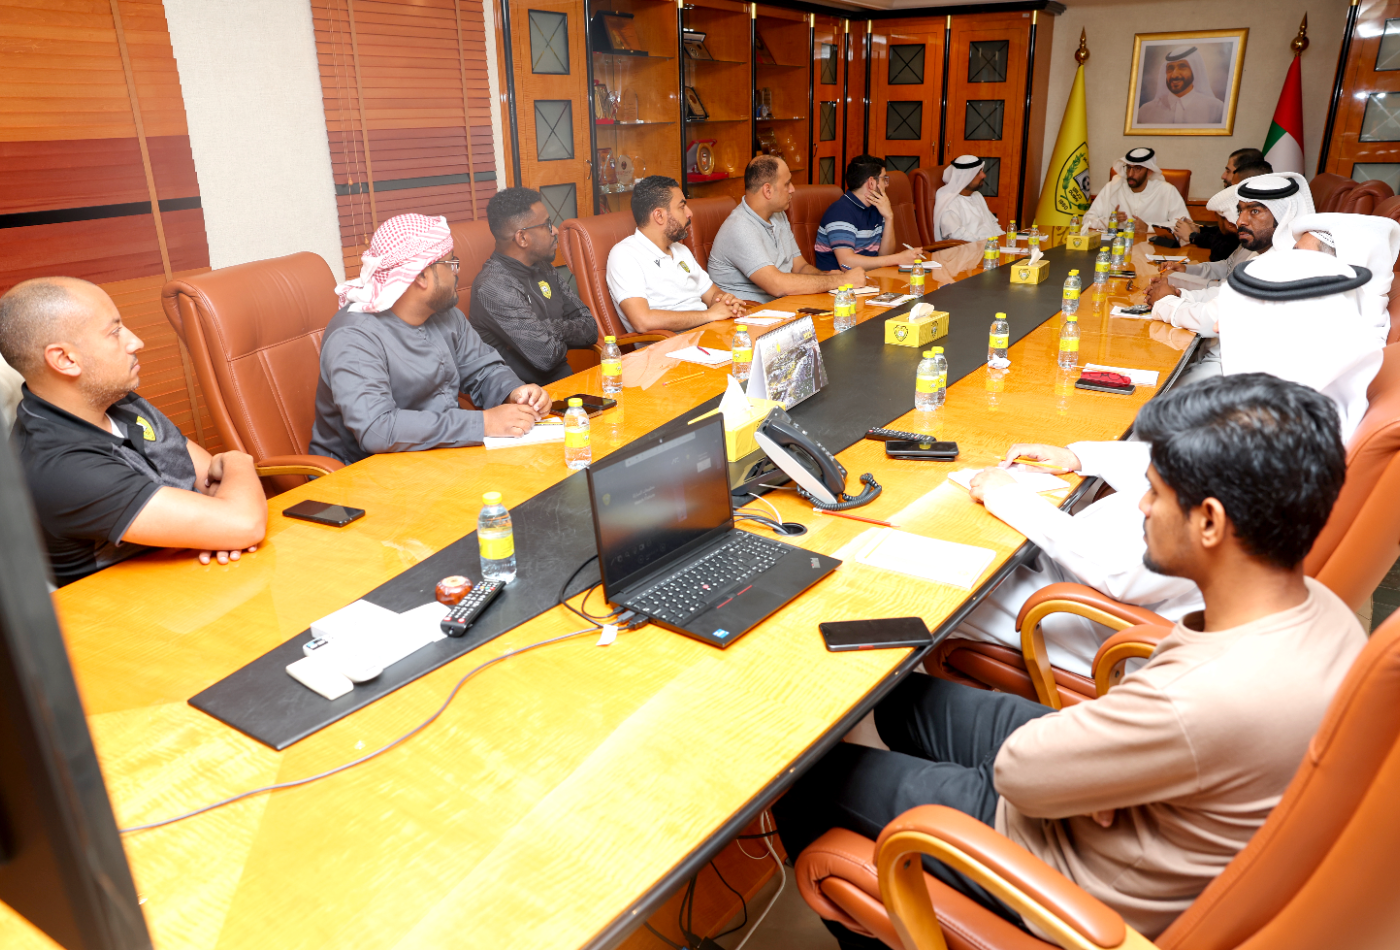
top-left (1039, 0), bottom-right (1350, 200)
top-left (164, 0), bottom-right (346, 281)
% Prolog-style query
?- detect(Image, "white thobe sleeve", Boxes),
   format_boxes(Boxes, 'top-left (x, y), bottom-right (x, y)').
top-left (941, 200), bottom-right (999, 243)
top-left (1163, 288), bottom-right (1221, 336)
top-left (1069, 441), bottom-right (1152, 495)
top-left (1149, 182), bottom-right (1190, 229)
top-left (1081, 183), bottom-right (1121, 232)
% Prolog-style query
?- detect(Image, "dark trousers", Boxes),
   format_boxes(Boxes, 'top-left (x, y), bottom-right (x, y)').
top-left (772, 675), bottom-right (1050, 950)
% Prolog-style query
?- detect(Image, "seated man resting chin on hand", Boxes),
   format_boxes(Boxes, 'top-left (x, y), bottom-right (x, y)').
top-left (1, 277), bottom-right (268, 585)
top-left (310, 213), bottom-right (551, 464)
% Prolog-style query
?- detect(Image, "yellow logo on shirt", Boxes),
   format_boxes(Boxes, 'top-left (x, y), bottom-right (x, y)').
top-left (538, 280), bottom-right (552, 299)
top-left (679, 261), bottom-right (691, 273)
top-left (135, 415), bottom-right (156, 441)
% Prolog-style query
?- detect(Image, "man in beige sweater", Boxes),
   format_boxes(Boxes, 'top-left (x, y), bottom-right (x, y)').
top-left (774, 373), bottom-right (1364, 947)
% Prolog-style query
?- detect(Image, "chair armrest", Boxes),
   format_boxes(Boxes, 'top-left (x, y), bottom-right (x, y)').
top-left (255, 454), bottom-right (343, 478)
top-left (593, 332), bottom-right (671, 353)
top-left (1015, 583), bottom-right (1170, 709)
top-left (1091, 624), bottom-right (1171, 697)
top-left (876, 805), bottom-right (1156, 950)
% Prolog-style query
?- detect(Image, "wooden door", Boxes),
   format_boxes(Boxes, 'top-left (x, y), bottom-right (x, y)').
top-left (509, 0), bottom-right (592, 225)
top-left (942, 14), bottom-right (1030, 224)
top-left (812, 14), bottom-right (847, 187)
top-left (1322, 0), bottom-right (1400, 190)
top-left (867, 28), bottom-right (945, 180)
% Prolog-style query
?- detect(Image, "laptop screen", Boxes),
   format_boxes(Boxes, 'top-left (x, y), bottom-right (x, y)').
top-left (587, 415), bottom-right (733, 599)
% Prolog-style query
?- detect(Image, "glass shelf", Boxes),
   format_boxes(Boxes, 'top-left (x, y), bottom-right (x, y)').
top-left (685, 116), bottom-right (750, 124)
top-left (757, 116), bottom-right (805, 122)
top-left (686, 57), bottom-right (748, 65)
top-left (689, 173), bottom-right (743, 184)
top-left (596, 120), bottom-right (677, 127)
top-left (756, 61), bottom-right (806, 69)
top-left (593, 51), bottom-right (675, 60)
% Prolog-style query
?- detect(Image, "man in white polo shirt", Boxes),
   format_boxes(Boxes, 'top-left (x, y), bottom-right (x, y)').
top-left (606, 176), bottom-right (746, 332)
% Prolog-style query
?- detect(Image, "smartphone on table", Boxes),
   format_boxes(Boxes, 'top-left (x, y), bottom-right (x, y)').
top-left (283, 500), bottom-right (366, 527)
top-left (885, 440), bottom-right (959, 461)
top-left (550, 394), bottom-right (617, 417)
top-left (820, 617), bottom-right (931, 652)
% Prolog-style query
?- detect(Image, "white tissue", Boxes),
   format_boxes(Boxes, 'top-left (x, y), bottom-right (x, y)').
top-left (1028, 245), bottom-right (1043, 267)
top-left (719, 375), bottom-right (751, 429)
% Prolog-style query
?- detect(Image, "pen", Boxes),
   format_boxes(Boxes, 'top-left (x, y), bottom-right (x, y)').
top-left (1012, 457), bottom-right (1063, 471)
top-left (664, 371), bottom-right (705, 385)
top-left (812, 508), bottom-right (898, 528)
top-left (697, 345), bottom-right (712, 355)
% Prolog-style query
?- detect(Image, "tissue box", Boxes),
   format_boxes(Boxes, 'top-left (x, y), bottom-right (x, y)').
top-left (884, 309), bottom-right (949, 348)
top-left (1010, 259), bottom-right (1050, 284)
top-left (1065, 232), bottom-right (1100, 251)
top-left (690, 397), bottom-right (783, 461)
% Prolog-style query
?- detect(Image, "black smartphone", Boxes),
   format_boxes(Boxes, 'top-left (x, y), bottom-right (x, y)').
top-left (1075, 379), bottom-right (1136, 396)
top-left (1117, 304), bottom-right (1152, 315)
top-left (820, 617), bottom-right (931, 652)
top-left (282, 500), bottom-right (366, 527)
top-left (885, 439), bottom-right (959, 461)
top-left (550, 394), bottom-right (617, 417)
top-left (1109, 271), bottom-right (1137, 280)
top-left (796, 306), bottom-right (830, 315)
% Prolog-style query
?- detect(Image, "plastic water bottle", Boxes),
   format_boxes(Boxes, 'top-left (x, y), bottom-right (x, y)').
top-left (1027, 222), bottom-right (1041, 253)
top-left (563, 397), bottom-right (591, 470)
top-left (731, 324), bottom-right (752, 381)
top-left (1094, 249), bottom-right (1110, 285)
top-left (1062, 269), bottom-right (1081, 316)
top-left (915, 347), bottom-right (944, 410)
top-left (909, 258), bottom-right (925, 295)
top-left (834, 285), bottom-right (857, 332)
top-left (600, 335), bottom-right (622, 395)
top-left (988, 312), bottom-right (1010, 363)
top-left (1058, 313), bottom-right (1080, 369)
top-left (983, 238), bottom-right (1000, 270)
top-left (1121, 225), bottom-right (1134, 257)
top-left (1110, 233), bottom-right (1126, 270)
top-left (478, 491), bottom-right (516, 584)
top-left (1070, 213), bottom-right (1082, 230)
top-left (1006, 219), bottom-right (1018, 249)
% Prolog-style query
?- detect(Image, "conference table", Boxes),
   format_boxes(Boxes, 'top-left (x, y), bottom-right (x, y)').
top-left (2, 234), bottom-right (1204, 950)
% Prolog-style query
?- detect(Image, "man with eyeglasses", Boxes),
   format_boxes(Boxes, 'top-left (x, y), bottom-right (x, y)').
top-left (470, 188), bottom-right (597, 386)
top-left (813, 155), bottom-right (923, 271)
top-left (310, 213), bottom-right (551, 465)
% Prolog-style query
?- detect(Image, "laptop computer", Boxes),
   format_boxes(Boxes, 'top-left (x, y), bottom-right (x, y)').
top-left (585, 414), bottom-right (840, 648)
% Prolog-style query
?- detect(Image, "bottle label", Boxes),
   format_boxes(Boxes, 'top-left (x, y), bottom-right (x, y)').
top-left (990, 333), bottom-right (1009, 349)
top-left (910, 274), bottom-right (924, 289)
top-left (601, 358), bottom-right (622, 377)
top-left (1063, 288), bottom-right (1079, 300)
top-left (732, 347), bottom-right (752, 363)
top-left (565, 429), bottom-right (590, 448)
top-left (480, 534), bottom-right (514, 560)
top-left (1059, 337), bottom-right (1080, 352)
top-left (916, 377), bottom-right (942, 394)
top-left (1095, 260), bottom-right (1109, 272)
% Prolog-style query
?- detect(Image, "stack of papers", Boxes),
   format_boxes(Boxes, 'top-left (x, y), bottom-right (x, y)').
top-left (947, 467), bottom-right (1069, 495)
top-left (484, 420), bottom-right (565, 449)
top-left (1084, 363), bottom-right (1159, 387)
top-left (847, 528), bottom-right (996, 591)
top-left (1146, 254), bottom-right (1188, 263)
top-left (664, 345), bottom-right (731, 366)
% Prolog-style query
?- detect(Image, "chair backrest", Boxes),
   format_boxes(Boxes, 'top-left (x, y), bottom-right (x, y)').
top-left (160, 252), bottom-right (338, 462)
top-left (1372, 194), bottom-right (1400, 227)
top-left (682, 195), bottom-right (736, 271)
top-left (558, 210), bottom-right (638, 339)
top-left (449, 218), bottom-right (497, 313)
top-left (885, 170), bottom-right (922, 248)
top-left (788, 184), bottom-right (843, 263)
top-left (1109, 166), bottom-right (1191, 205)
top-left (1303, 343), bottom-right (1400, 610)
top-left (910, 169), bottom-right (937, 246)
top-left (1336, 178), bottom-right (1395, 215)
top-left (1155, 609), bottom-right (1400, 950)
top-left (1309, 173), bottom-right (1358, 214)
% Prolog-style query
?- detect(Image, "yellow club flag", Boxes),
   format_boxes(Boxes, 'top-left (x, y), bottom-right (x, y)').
top-left (1035, 64), bottom-right (1091, 226)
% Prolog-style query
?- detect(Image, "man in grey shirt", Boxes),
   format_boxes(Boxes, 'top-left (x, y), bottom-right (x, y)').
top-left (310, 214), bottom-right (551, 465)
top-left (706, 156), bottom-right (862, 303)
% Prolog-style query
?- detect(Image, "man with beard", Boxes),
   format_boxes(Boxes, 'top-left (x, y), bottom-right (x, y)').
top-left (1137, 45), bottom-right (1226, 125)
top-left (605, 175), bottom-right (746, 332)
top-left (470, 187), bottom-right (597, 386)
top-left (1170, 151), bottom-right (1268, 259)
top-left (310, 213), bottom-right (552, 464)
top-left (1080, 148), bottom-right (1189, 233)
top-left (931, 154), bottom-right (1004, 243)
top-left (1, 277), bottom-right (267, 584)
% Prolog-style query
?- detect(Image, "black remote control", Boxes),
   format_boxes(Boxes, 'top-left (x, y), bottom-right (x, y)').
top-left (866, 427), bottom-right (935, 443)
top-left (440, 580), bottom-right (505, 637)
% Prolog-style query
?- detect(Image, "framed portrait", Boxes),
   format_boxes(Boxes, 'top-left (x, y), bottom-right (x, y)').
top-left (1125, 29), bottom-right (1247, 135)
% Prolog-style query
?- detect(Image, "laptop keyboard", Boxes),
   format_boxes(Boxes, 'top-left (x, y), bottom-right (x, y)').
top-left (628, 533), bottom-right (789, 626)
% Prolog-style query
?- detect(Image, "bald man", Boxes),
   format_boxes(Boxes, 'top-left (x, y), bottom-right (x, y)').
top-left (0, 277), bottom-right (267, 586)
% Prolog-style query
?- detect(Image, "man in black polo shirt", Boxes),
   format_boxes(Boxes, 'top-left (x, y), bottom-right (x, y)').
top-left (470, 187), bottom-right (598, 386)
top-left (0, 277), bottom-right (268, 586)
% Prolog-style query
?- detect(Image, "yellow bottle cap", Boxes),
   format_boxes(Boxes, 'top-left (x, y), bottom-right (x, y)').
top-left (923, 350), bottom-right (933, 358)
top-left (604, 334), bottom-right (616, 342)
top-left (568, 397), bottom-right (583, 407)
top-left (1069, 269), bottom-right (1079, 275)
top-left (996, 312), bottom-right (1007, 319)
top-left (933, 346), bottom-right (944, 353)
top-left (735, 324), bottom-right (747, 331)
top-left (483, 491), bottom-right (502, 504)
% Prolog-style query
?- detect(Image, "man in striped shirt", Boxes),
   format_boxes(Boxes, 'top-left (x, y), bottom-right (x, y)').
top-left (813, 155), bottom-right (923, 272)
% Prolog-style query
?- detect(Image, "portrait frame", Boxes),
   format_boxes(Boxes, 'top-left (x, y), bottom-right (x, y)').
top-left (1124, 29), bottom-right (1248, 136)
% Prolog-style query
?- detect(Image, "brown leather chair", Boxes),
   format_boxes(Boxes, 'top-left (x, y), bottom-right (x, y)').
top-left (930, 341), bottom-right (1400, 707)
top-left (1309, 172), bottom-right (1358, 214)
top-left (1373, 193), bottom-right (1400, 226)
top-left (682, 196), bottom-right (736, 271)
top-left (557, 210), bottom-right (672, 345)
top-left (1337, 179), bottom-right (1395, 215)
top-left (788, 184), bottom-right (843, 264)
top-left (160, 252), bottom-right (344, 494)
top-left (1109, 166), bottom-right (1191, 205)
top-left (885, 170), bottom-right (923, 249)
top-left (911, 168), bottom-right (937, 246)
top-left (448, 218), bottom-right (497, 313)
top-left (797, 607), bottom-right (1400, 950)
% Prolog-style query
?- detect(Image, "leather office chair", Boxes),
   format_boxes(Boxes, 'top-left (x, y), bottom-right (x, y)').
top-left (1107, 167), bottom-right (1191, 205)
top-left (557, 211), bottom-right (671, 347)
top-left (789, 184), bottom-right (843, 263)
top-left (160, 252), bottom-right (344, 494)
top-left (885, 170), bottom-right (923, 249)
top-left (1337, 179), bottom-right (1395, 215)
top-left (449, 218), bottom-right (497, 313)
top-left (929, 341), bottom-right (1400, 707)
top-left (1309, 172), bottom-right (1358, 214)
top-left (911, 169), bottom-right (938, 246)
top-left (796, 607), bottom-right (1400, 950)
top-left (682, 196), bottom-right (737, 271)
top-left (1372, 194), bottom-right (1400, 225)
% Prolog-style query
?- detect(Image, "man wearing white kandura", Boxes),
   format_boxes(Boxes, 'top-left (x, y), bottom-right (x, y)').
top-left (1080, 147), bottom-right (1189, 234)
top-left (932, 155), bottom-right (1003, 244)
top-left (1281, 211), bottom-right (1400, 348)
top-left (1136, 45), bottom-right (1226, 125)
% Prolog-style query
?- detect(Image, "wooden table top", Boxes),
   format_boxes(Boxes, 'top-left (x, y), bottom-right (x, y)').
top-left (1, 236), bottom-right (1204, 950)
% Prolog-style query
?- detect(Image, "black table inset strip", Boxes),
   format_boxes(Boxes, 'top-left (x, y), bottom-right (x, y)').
top-left (0, 196), bottom-right (201, 230)
top-left (189, 247), bottom-right (1081, 750)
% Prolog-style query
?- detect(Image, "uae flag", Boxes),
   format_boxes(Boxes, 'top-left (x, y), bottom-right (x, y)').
top-left (1263, 54), bottom-right (1305, 175)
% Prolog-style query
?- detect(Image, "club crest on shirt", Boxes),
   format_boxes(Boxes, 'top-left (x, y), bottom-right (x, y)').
top-left (135, 415), bottom-right (156, 441)
top-left (538, 280), bottom-right (552, 299)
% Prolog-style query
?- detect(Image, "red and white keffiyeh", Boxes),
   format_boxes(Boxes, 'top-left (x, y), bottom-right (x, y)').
top-left (336, 214), bottom-right (454, 313)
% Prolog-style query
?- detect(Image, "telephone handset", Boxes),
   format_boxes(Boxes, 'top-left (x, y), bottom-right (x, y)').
top-left (754, 409), bottom-right (882, 510)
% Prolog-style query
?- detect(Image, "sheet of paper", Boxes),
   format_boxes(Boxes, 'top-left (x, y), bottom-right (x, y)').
top-left (483, 420), bottom-right (565, 449)
top-left (745, 309), bottom-right (791, 318)
top-left (864, 294), bottom-right (917, 307)
top-left (1146, 254), bottom-right (1188, 263)
top-left (1110, 305), bottom-right (1152, 319)
top-left (946, 468), bottom-right (1070, 495)
top-left (1083, 363), bottom-right (1160, 387)
top-left (665, 345), bottom-right (732, 366)
top-left (830, 285), bottom-right (881, 296)
top-left (740, 316), bottom-right (787, 325)
top-left (849, 528), bottom-right (996, 591)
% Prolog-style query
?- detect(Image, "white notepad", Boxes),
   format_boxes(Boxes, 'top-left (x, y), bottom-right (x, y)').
top-left (745, 309), bottom-right (791, 318)
top-left (740, 316), bottom-right (787, 326)
top-left (848, 528), bottom-right (997, 591)
top-left (665, 345), bottom-right (732, 366)
top-left (946, 468), bottom-right (1070, 495)
top-left (483, 420), bottom-right (565, 449)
